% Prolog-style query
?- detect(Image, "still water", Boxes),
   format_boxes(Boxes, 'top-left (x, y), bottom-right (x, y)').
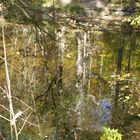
top-left (0, 24), bottom-right (140, 140)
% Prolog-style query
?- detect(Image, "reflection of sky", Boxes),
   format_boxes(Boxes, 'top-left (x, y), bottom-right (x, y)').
top-left (100, 99), bottom-right (111, 124)
top-left (90, 99), bottom-right (111, 131)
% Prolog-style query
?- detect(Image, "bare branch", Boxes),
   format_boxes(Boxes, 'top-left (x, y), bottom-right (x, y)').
top-left (0, 104), bottom-right (10, 112)
top-left (0, 86), bottom-right (8, 96)
top-left (0, 114), bottom-right (10, 122)
top-left (20, 117), bottom-right (39, 127)
top-left (12, 96), bottom-right (35, 111)
top-left (18, 112), bottom-right (33, 135)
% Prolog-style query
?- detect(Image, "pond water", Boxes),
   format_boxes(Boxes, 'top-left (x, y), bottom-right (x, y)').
top-left (0, 23), bottom-right (140, 140)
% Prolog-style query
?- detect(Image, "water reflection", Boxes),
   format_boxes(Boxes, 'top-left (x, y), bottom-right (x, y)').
top-left (100, 99), bottom-right (111, 125)
top-left (0, 24), bottom-right (140, 139)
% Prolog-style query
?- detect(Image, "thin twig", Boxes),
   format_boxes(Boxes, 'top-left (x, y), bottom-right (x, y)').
top-left (0, 131), bottom-right (6, 140)
top-left (0, 86), bottom-right (8, 96)
top-left (0, 115), bottom-right (10, 122)
top-left (18, 112), bottom-right (33, 135)
top-left (20, 117), bottom-right (39, 127)
top-left (12, 96), bottom-right (35, 111)
top-left (0, 104), bottom-right (10, 112)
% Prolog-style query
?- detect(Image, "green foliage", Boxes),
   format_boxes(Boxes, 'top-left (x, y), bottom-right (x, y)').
top-left (100, 127), bottom-right (122, 140)
top-left (131, 16), bottom-right (140, 27)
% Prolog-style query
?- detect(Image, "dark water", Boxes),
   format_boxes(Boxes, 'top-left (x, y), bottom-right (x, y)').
top-left (0, 24), bottom-right (140, 140)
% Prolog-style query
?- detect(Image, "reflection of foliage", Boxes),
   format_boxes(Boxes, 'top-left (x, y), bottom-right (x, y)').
top-left (109, 73), bottom-right (139, 103)
top-left (42, 0), bottom-right (60, 7)
top-left (100, 127), bottom-right (122, 140)
top-left (61, 4), bottom-right (84, 14)
top-left (109, 72), bottom-right (140, 119)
